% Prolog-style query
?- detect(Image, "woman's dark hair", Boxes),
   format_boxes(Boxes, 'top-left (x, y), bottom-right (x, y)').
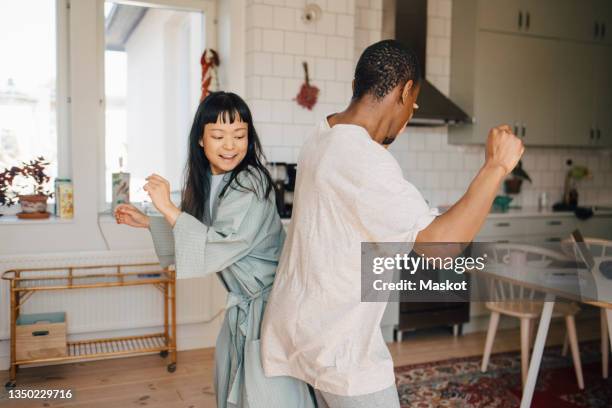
top-left (181, 91), bottom-right (273, 221)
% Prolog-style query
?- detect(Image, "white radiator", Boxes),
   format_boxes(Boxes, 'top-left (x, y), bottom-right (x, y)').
top-left (0, 249), bottom-right (226, 340)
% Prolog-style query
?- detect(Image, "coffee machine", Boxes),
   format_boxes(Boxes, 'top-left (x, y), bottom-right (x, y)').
top-left (266, 162), bottom-right (297, 218)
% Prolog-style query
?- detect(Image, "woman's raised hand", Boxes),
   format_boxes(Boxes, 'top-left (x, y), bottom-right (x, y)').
top-left (143, 174), bottom-right (182, 227)
top-left (114, 203), bottom-right (150, 228)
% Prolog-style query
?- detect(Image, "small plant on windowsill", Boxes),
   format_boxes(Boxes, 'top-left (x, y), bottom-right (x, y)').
top-left (0, 157), bottom-right (54, 219)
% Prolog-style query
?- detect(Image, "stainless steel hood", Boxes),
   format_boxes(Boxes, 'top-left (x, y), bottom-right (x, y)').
top-left (395, 0), bottom-right (471, 126)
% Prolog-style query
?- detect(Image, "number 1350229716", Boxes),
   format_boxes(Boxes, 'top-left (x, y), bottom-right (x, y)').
top-left (8, 389), bottom-right (73, 399)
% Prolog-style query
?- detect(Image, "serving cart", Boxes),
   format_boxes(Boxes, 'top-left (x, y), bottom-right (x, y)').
top-left (2, 263), bottom-right (176, 388)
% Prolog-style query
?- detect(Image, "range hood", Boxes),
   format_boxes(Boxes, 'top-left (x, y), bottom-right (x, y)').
top-left (394, 0), bottom-right (471, 126)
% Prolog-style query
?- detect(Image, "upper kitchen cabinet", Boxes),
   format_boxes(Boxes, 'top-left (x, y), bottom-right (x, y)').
top-left (556, 42), bottom-right (597, 146)
top-left (478, 0), bottom-right (565, 38)
top-left (478, 0), bottom-right (612, 44)
top-left (450, 0), bottom-right (612, 147)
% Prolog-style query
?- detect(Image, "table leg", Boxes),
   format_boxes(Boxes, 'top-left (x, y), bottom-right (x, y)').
top-left (520, 297), bottom-right (555, 408)
top-left (607, 309), bottom-right (612, 359)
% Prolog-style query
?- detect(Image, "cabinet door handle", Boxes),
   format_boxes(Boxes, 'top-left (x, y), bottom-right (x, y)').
top-left (595, 21), bottom-right (600, 38)
top-left (603, 23), bottom-right (607, 39)
top-left (526, 12), bottom-right (530, 30)
top-left (521, 125), bottom-right (526, 138)
top-left (546, 237), bottom-right (562, 242)
top-left (597, 128), bottom-right (601, 140)
top-left (590, 128), bottom-right (595, 140)
top-left (547, 220), bottom-right (562, 226)
top-left (496, 222), bottom-right (511, 227)
top-left (513, 124), bottom-right (519, 135)
top-left (518, 11), bottom-right (523, 29)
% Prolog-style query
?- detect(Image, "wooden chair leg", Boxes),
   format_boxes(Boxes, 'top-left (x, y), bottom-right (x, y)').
top-left (529, 319), bottom-right (536, 351)
top-left (566, 315), bottom-right (584, 390)
top-left (520, 318), bottom-right (531, 389)
top-left (481, 311), bottom-right (500, 372)
top-left (562, 330), bottom-right (569, 356)
top-left (602, 308), bottom-right (609, 379)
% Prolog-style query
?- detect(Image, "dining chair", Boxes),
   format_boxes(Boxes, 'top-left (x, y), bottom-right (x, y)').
top-left (561, 238), bottom-right (612, 379)
top-left (479, 243), bottom-right (584, 390)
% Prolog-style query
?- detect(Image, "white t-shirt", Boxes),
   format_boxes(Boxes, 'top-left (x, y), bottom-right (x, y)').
top-left (261, 118), bottom-right (438, 396)
top-left (209, 173), bottom-right (225, 217)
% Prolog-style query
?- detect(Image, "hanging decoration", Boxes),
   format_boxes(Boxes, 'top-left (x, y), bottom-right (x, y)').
top-left (200, 48), bottom-right (220, 101)
top-left (295, 61), bottom-right (319, 110)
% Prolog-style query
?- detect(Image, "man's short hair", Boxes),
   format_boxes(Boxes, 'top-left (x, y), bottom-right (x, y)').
top-left (352, 40), bottom-right (421, 101)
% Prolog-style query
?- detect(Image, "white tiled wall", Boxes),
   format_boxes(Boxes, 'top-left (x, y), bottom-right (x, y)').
top-left (246, 0), bottom-right (612, 208)
top-left (245, 0), bottom-right (356, 163)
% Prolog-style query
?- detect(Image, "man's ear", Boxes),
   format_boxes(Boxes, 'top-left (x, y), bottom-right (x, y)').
top-left (401, 80), bottom-right (414, 105)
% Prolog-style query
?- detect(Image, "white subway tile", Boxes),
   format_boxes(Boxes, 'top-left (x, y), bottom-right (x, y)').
top-left (432, 152), bottom-right (449, 170)
top-left (285, 0), bottom-right (305, 8)
top-left (263, 0), bottom-right (285, 5)
top-left (326, 36), bottom-right (348, 58)
top-left (246, 75), bottom-right (262, 99)
top-left (274, 7), bottom-right (296, 30)
top-left (250, 4), bottom-right (274, 28)
top-left (262, 29), bottom-right (284, 53)
top-left (283, 77), bottom-right (302, 99)
top-left (261, 76), bottom-right (284, 99)
top-left (356, 0), bottom-right (369, 8)
top-left (305, 33), bottom-right (327, 56)
top-left (417, 152), bottom-right (434, 170)
top-left (315, 57), bottom-right (336, 80)
top-left (284, 31), bottom-right (306, 54)
top-left (271, 100), bottom-right (294, 124)
top-left (250, 99), bottom-right (273, 122)
top-left (246, 28), bottom-right (262, 52)
top-left (273, 54), bottom-right (295, 77)
top-left (336, 59), bottom-right (354, 81)
top-left (336, 14), bottom-right (354, 37)
top-left (251, 52), bottom-right (274, 75)
top-left (328, 0), bottom-right (348, 13)
top-left (323, 81), bottom-right (348, 103)
top-left (293, 103), bottom-right (316, 124)
top-left (316, 12), bottom-right (336, 35)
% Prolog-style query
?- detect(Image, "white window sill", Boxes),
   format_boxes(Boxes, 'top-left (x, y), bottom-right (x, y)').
top-left (0, 214), bottom-right (74, 225)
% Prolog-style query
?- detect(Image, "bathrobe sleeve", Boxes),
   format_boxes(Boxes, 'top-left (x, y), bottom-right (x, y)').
top-left (148, 171), bottom-right (272, 278)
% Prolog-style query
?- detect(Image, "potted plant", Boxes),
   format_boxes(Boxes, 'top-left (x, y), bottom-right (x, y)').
top-left (0, 157), bottom-right (54, 218)
top-left (503, 160), bottom-right (532, 195)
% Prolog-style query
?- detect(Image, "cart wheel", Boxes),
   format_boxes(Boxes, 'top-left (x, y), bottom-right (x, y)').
top-left (167, 363), bottom-right (176, 373)
top-left (159, 350), bottom-right (169, 358)
top-left (5, 380), bottom-right (16, 389)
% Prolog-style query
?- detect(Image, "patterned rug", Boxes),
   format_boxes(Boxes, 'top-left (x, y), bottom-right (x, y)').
top-left (395, 341), bottom-right (612, 408)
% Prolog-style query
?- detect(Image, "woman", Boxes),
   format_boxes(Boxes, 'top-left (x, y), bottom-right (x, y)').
top-left (115, 92), bottom-right (315, 408)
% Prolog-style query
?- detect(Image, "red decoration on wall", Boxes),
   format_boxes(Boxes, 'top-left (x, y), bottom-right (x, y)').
top-left (200, 49), bottom-right (220, 101)
top-left (295, 61), bottom-right (319, 110)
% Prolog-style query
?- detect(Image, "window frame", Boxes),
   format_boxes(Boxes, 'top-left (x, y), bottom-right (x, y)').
top-left (0, 0), bottom-right (71, 214)
top-left (97, 0), bottom-right (216, 213)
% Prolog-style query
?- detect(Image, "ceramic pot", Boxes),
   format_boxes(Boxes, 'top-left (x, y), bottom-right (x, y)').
top-left (19, 194), bottom-right (48, 214)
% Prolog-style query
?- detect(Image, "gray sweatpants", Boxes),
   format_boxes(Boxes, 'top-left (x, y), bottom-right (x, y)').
top-left (313, 385), bottom-right (400, 408)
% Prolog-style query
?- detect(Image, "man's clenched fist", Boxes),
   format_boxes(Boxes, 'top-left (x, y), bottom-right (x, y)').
top-left (485, 125), bottom-right (524, 175)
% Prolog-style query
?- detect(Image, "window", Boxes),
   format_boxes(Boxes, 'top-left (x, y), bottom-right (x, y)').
top-left (104, 1), bottom-right (207, 204)
top-left (0, 0), bottom-right (62, 198)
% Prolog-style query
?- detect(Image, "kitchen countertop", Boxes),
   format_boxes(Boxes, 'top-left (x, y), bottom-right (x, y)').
top-left (280, 205), bottom-right (612, 224)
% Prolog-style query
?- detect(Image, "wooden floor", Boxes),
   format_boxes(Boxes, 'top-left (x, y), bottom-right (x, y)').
top-left (0, 317), bottom-right (602, 408)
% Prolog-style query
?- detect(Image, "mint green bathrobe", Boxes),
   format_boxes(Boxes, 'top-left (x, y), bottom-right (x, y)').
top-left (147, 169), bottom-right (315, 408)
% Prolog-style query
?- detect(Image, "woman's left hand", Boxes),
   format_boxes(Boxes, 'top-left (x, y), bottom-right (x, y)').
top-left (144, 174), bottom-right (181, 226)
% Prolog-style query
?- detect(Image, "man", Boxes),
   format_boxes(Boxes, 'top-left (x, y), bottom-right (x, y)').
top-left (261, 40), bottom-right (524, 407)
